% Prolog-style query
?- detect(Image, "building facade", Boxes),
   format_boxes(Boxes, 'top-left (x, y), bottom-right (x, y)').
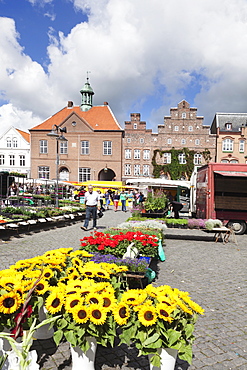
top-left (0, 126), bottom-right (30, 176)
top-left (29, 79), bottom-right (123, 182)
top-left (123, 100), bottom-right (216, 180)
top-left (211, 113), bottom-right (247, 164)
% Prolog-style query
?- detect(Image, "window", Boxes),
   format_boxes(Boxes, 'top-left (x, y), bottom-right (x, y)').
top-left (0, 155), bottom-right (4, 165)
top-left (195, 139), bottom-right (200, 145)
top-left (81, 141), bottom-right (89, 155)
top-left (143, 149), bottom-right (150, 160)
top-left (188, 126), bottom-right (193, 132)
top-left (127, 138), bottom-right (131, 143)
top-left (163, 153), bottom-right (171, 164)
top-left (6, 138), bottom-right (11, 148)
top-left (230, 159), bottom-right (238, 163)
top-left (182, 113), bottom-right (186, 119)
top-left (125, 164), bottom-right (131, 176)
top-left (40, 140), bottom-right (48, 154)
top-left (167, 138), bottom-right (172, 145)
top-left (79, 168), bottom-right (91, 182)
top-left (9, 155), bottom-right (15, 166)
top-left (222, 138), bottom-right (233, 152)
top-left (239, 140), bottom-right (245, 153)
top-left (125, 149), bottom-right (131, 159)
top-left (134, 123), bottom-right (137, 129)
top-left (12, 138), bottom-right (18, 148)
top-left (134, 149), bottom-right (140, 159)
top-left (103, 141), bottom-right (112, 155)
top-left (19, 155), bottom-right (25, 166)
top-left (221, 159), bottom-right (229, 163)
top-left (60, 141), bottom-right (68, 154)
top-left (140, 138), bottom-right (144, 144)
top-left (174, 126), bottom-right (179, 131)
top-left (194, 154), bottom-right (202, 165)
top-left (143, 165), bottom-right (150, 176)
top-left (178, 153), bottom-right (186, 164)
top-left (181, 139), bottom-right (186, 145)
top-left (38, 166), bottom-right (49, 179)
top-left (134, 164), bottom-right (141, 176)
top-left (225, 123), bottom-right (232, 130)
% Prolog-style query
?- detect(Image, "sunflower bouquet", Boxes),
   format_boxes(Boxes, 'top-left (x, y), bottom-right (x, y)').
top-left (115, 284), bottom-right (204, 367)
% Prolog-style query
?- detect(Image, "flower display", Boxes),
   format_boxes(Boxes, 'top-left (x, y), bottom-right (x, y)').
top-left (80, 231), bottom-right (159, 258)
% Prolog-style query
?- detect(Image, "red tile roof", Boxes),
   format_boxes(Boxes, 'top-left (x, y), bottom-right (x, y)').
top-left (30, 105), bottom-right (123, 131)
top-left (16, 129), bottom-right (30, 143)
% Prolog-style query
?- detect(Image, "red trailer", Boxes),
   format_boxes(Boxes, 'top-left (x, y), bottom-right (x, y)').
top-left (196, 163), bottom-right (247, 234)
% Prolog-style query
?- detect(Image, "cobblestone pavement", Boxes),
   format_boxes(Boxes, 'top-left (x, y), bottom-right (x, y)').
top-left (0, 210), bottom-right (246, 370)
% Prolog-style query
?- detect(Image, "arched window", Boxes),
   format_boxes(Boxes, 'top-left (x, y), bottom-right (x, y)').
top-left (12, 138), bottom-right (18, 148)
top-left (6, 138), bottom-right (11, 147)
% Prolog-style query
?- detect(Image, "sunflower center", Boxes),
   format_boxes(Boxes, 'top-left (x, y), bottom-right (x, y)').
top-left (103, 298), bottom-right (111, 307)
top-left (90, 298), bottom-right (99, 304)
top-left (78, 310), bottom-right (87, 319)
top-left (92, 309), bottom-right (101, 319)
top-left (97, 272), bottom-right (105, 276)
top-left (36, 283), bottom-right (45, 291)
top-left (52, 298), bottom-right (60, 308)
top-left (3, 297), bottom-right (15, 308)
top-left (81, 291), bottom-right (90, 297)
top-left (119, 307), bottom-right (127, 318)
top-left (70, 300), bottom-right (79, 308)
top-left (127, 298), bottom-right (135, 302)
top-left (144, 311), bottom-right (154, 321)
top-left (85, 272), bottom-right (93, 276)
top-left (67, 291), bottom-right (77, 295)
top-left (160, 309), bottom-right (168, 317)
top-left (44, 273), bottom-right (51, 278)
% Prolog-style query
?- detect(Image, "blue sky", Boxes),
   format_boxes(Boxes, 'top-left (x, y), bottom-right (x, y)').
top-left (1, 0), bottom-right (247, 136)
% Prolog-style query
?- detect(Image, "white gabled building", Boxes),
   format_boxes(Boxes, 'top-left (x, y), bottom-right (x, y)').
top-left (0, 126), bottom-right (30, 176)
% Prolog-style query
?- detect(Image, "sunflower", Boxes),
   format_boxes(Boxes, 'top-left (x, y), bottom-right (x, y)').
top-left (78, 267), bottom-right (96, 278)
top-left (0, 291), bottom-right (22, 314)
top-left (94, 269), bottom-right (110, 280)
top-left (155, 303), bottom-right (175, 322)
top-left (102, 293), bottom-right (116, 310)
top-left (113, 303), bottom-right (130, 325)
top-left (42, 268), bottom-right (54, 279)
top-left (88, 304), bottom-right (107, 325)
top-left (145, 284), bottom-right (159, 298)
top-left (179, 295), bottom-right (204, 315)
top-left (65, 294), bottom-right (82, 313)
top-left (85, 292), bottom-right (104, 306)
top-left (45, 291), bottom-right (64, 314)
top-left (72, 305), bottom-right (89, 324)
top-left (35, 279), bottom-right (50, 295)
top-left (121, 289), bottom-right (147, 306)
top-left (137, 304), bottom-right (157, 326)
top-left (174, 298), bottom-right (193, 315)
top-left (71, 257), bottom-right (83, 269)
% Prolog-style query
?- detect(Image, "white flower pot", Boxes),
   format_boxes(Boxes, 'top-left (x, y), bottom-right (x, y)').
top-left (70, 337), bottom-right (97, 370)
top-left (33, 306), bottom-right (54, 339)
top-left (148, 348), bottom-right (177, 370)
top-left (0, 342), bottom-right (39, 370)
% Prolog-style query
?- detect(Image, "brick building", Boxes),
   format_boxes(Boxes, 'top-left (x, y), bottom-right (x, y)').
top-left (123, 100), bottom-right (216, 180)
top-left (29, 79), bottom-right (123, 182)
top-left (211, 113), bottom-right (247, 163)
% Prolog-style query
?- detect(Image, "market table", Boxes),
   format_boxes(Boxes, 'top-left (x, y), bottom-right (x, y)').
top-left (203, 226), bottom-right (237, 244)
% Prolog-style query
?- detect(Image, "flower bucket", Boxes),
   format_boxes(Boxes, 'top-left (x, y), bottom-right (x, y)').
top-left (70, 337), bottom-right (97, 370)
top-left (0, 342), bottom-right (39, 370)
top-left (148, 348), bottom-right (177, 370)
top-left (33, 306), bottom-right (54, 340)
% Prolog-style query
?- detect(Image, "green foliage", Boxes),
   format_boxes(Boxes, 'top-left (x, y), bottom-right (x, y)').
top-left (144, 190), bottom-right (167, 212)
top-left (152, 148), bottom-right (211, 179)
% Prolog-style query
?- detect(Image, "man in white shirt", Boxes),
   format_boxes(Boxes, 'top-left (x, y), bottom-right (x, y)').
top-left (81, 185), bottom-right (100, 230)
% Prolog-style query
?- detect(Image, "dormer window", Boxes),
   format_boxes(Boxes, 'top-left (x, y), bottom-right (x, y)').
top-left (133, 123), bottom-right (137, 129)
top-left (182, 113), bottom-right (186, 119)
top-left (225, 123), bottom-right (232, 130)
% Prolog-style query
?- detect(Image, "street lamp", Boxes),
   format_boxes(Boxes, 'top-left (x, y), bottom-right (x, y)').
top-left (47, 125), bottom-right (67, 208)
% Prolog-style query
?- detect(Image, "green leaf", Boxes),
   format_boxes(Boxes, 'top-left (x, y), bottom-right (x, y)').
top-left (143, 332), bottom-right (160, 347)
top-left (57, 318), bottom-right (68, 329)
top-left (64, 330), bottom-right (77, 347)
top-left (53, 330), bottom-right (63, 346)
top-left (167, 329), bottom-right (181, 346)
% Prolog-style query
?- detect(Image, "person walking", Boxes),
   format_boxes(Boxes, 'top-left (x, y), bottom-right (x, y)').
top-left (81, 185), bottom-right (100, 231)
top-left (113, 191), bottom-right (120, 212)
top-left (120, 190), bottom-right (127, 212)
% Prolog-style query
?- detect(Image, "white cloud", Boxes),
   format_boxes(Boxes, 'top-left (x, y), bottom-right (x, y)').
top-left (2, 0), bottom-right (247, 132)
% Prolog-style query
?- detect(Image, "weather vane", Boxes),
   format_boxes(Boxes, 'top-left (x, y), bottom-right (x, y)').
top-left (86, 70), bottom-right (91, 81)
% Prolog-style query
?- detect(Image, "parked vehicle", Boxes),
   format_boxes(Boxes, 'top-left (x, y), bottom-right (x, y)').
top-left (196, 163), bottom-right (247, 234)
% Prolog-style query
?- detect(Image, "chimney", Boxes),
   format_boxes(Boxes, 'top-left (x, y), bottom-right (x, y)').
top-left (104, 102), bottom-right (108, 105)
top-left (68, 101), bottom-right (73, 108)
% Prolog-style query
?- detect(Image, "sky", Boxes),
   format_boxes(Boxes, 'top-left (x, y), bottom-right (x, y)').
top-left (1, 0), bottom-right (247, 137)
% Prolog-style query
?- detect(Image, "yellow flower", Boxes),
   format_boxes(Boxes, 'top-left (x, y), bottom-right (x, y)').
top-left (70, 250), bottom-right (93, 258)
top-left (71, 257), bottom-right (83, 269)
top-left (35, 279), bottom-right (50, 295)
top-left (42, 268), bottom-right (54, 279)
top-left (85, 292), bottom-right (104, 306)
top-left (0, 292), bottom-right (22, 314)
top-left (113, 303), bottom-right (130, 325)
top-left (72, 305), bottom-right (89, 324)
top-left (145, 284), bottom-right (159, 298)
top-left (137, 304), bottom-right (157, 326)
top-left (102, 293), bottom-right (116, 310)
top-left (45, 291), bottom-right (64, 314)
top-left (121, 289), bottom-right (147, 306)
top-left (155, 303), bottom-right (175, 323)
top-left (65, 294), bottom-right (82, 313)
top-left (94, 269), bottom-right (110, 280)
top-left (181, 296), bottom-right (204, 315)
top-left (88, 304), bottom-right (107, 325)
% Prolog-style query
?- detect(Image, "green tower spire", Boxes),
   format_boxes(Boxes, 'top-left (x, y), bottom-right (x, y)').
top-left (80, 72), bottom-right (94, 111)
